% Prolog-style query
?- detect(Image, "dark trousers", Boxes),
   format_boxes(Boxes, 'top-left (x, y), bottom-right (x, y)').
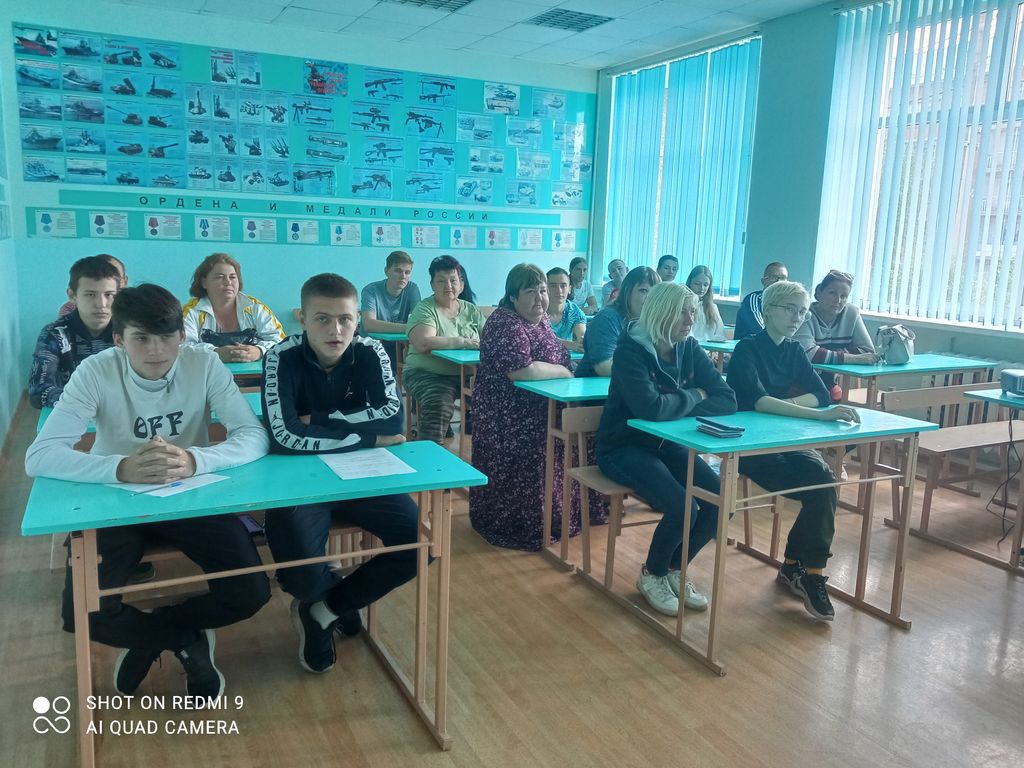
top-left (738, 450), bottom-right (837, 569)
top-left (62, 516), bottom-right (271, 653)
top-left (265, 494), bottom-right (420, 615)
top-left (597, 443), bottom-right (720, 576)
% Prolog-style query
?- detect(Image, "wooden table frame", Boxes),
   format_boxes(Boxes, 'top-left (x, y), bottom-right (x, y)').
top-left (25, 445), bottom-right (484, 768)
top-left (576, 411), bottom-right (934, 676)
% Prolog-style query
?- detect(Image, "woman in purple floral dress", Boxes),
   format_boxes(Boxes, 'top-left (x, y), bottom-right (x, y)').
top-left (470, 264), bottom-right (605, 551)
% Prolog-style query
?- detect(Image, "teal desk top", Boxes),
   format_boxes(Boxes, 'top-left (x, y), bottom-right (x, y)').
top-left (628, 407), bottom-right (938, 454)
top-left (433, 349), bottom-right (583, 365)
top-left (36, 392), bottom-right (262, 433)
top-left (22, 441), bottom-right (487, 536)
top-left (964, 389), bottom-right (1024, 409)
top-left (225, 361), bottom-right (263, 376)
top-left (368, 331), bottom-right (408, 341)
top-left (514, 377), bottom-right (610, 402)
top-left (812, 353), bottom-right (993, 378)
top-left (702, 339), bottom-right (738, 354)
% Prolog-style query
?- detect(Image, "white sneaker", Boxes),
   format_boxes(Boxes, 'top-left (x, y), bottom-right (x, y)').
top-left (667, 569), bottom-right (709, 611)
top-left (636, 568), bottom-right (679, 616)
top-left (839, 463), bottom-right (849, 481)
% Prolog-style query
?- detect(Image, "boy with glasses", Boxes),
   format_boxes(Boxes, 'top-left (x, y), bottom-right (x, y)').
top-left (726, 280), bottom-right (860, 622)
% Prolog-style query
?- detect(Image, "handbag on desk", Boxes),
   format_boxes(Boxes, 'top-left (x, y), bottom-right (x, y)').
top-left (201, 328), bottom-right (259, 347)
top-left (875, 324), bottom-right (915, 364)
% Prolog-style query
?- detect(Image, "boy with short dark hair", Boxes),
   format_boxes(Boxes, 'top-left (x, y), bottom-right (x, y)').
top-left (262, 272), bottom-right (417, 675)
top-left (25, 283), bottom-right (271, 698)
top-left (359, 250), bottom-right (421, 367)
top-left (30, 255), bottom-right (122, 409)
top-left (57, 253), bottom-right (127, 318)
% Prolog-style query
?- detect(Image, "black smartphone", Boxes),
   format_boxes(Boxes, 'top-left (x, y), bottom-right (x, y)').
top-left (696, 416), bottom-right (744, 433)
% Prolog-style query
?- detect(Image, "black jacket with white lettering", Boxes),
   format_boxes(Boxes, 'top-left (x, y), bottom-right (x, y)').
top-left (262, 333), bottom-right (403, 454)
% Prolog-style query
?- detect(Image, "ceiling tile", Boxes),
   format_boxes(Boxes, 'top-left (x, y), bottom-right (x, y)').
top-left (602, 39), bottom-right (669, 60)
top-left (640, 26), bottom-right (703, 48)
top-left (569, 51), bottom-right (623, 68)
top-left (274, 6), bottom-right (357, 29)
top-left (124, 0), bottom-right (207, 10)
top-left (201, 0), bottom-right (287, 22)
top-left (517, 44), bottom-right (595, 64)
top-left (402, 28), bottom-right (485, 48)
top-left (680, 10), bottom-right (761, 36)
top-left (494, 22), bottom-right (576, 44)
top-left (624, 1), bottom-right (716, 26)
top-left (427, 13), bottom-right (514, 35)
top-left (557, 31), bottom-right (623, 53)
top-left (287, 0), bottom-right (377, 14)
top-left (580, 17), bottom-right (654, 39)
top-left (362, 3), bottom-right (450, 26)
top-left (555, 0), bottom-right (659, 16)
top-left (738, 0), bottom-right (821, 21)
top-left (463, 35), bottom-right (543, 55)
top-left (341, 17), bottom-right (423, 39)
top-left (454, 0), bottom-right (542, 22)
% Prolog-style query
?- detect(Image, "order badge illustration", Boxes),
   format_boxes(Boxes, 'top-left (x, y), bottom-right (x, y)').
top-left (33, 695), bottom-right (72, 734)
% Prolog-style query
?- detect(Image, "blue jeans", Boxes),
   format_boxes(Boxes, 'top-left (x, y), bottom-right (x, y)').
top-left (597, 443), bottom-right (721, 576)
top-left (265, 494), bottom-right (421, 614)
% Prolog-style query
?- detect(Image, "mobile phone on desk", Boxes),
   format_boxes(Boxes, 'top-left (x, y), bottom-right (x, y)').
top-left (696, 416), bottom-right (745, 434)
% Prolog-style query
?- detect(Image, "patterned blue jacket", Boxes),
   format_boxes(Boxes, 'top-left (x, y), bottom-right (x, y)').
top-left (28, 310), bottom-right (114, 408)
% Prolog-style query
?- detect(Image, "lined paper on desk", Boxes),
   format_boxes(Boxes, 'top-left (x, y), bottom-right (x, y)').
top-left (320, 449), bottom-right (415, 480)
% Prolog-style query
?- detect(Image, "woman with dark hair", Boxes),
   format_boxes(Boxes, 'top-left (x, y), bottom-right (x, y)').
top-left (404, 255), bottom-right (485, 443)
top-left (576, 266), bottom-right (660, 378)
top-left (469, 264), bottom-right (584, 550)
top-left (457, 263), bottom-right (477, 304)
top-left (182, 252), bottom-right (285, 362)
top-left (685, 265), bottom-right (727, 342)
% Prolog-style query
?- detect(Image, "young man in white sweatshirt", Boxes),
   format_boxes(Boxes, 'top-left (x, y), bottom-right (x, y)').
top-left (25, 283), bottom-right (271, 699)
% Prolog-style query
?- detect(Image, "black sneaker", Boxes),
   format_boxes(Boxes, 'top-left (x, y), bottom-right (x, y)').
top-left (797, 573), bottom-right (835, 621)
top-left (127, 561), bottom-right (156, 585)
top-left (174, 629), bottom-right (225, 697)
top-left (776, 561), bottom-right (806, 597)
top-left (334, 609), bottom-right (362, 638)
top-left (291, 599), bottom-right (336, 673)
top-left (113, 648), bottom-right (160, 694)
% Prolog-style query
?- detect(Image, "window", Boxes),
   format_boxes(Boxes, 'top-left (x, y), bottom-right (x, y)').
top-left (818, 0), bottom-right (1024, 331)
top-left (603, 37), bottom-right (761, 295)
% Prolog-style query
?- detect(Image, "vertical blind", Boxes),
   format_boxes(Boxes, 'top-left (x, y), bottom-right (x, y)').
top-left (818, 0), bottom-right (1024, 330)
top-left (603, 37), bottom-right (761, 294)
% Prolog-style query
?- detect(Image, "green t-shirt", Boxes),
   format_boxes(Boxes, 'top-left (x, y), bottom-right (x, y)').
top-left (405, 297), bottom-right (485, 376)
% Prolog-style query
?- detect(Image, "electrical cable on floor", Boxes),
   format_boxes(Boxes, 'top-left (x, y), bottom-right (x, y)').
top-left (983, 417), bottom-right (1020, 544)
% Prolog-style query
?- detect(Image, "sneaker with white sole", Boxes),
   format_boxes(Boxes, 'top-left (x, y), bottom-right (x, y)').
top-left (776, 560), bottom-right (806, 597)
top-left (174, 629), bottom-right (225, 698)
top-left (636, 568), bottom-right (679, 616)
top-left (666, 569), bottom-right (709, 611)
top-left (797, 572), bottom-right (835, 621)
top-left (113, 648), bottom-right (161, 695)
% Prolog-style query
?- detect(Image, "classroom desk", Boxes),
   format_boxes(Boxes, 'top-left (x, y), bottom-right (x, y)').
top-left (36, 392), bottom-right (264, 433)
top-left (813, 353), bottom-right (994, 408)
top-left (513, 376), bottom-right (611, 570)
top-left (21, 442), bottom-right (487, 766)
top-left (951, 388), bottom-right (1024, 573)
top-left (701, 339), bottom-right (738, 372)
top-left (224, 360), bottom-right (264, 390)
top-left (577, 408), bottom-right (938, 675)
top-left (433, 349), bottom-right (584, 460)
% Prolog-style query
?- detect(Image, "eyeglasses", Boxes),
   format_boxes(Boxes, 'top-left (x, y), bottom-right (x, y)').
top-left (769, 303), bottom-right (808, 319)
top-left (826, 269), bottom-right (853, 283)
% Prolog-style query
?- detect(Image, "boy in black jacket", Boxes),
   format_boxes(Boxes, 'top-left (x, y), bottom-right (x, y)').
top-left (262, 273), bottom-right (414, 674)
top-left (596, 283), bottom-right (736, 617)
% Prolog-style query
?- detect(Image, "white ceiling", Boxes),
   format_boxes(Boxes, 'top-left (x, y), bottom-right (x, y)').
top-left (110, 0), bottom-right (828, 70)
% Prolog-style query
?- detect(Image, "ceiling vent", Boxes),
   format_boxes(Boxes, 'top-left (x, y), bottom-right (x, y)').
top-left (525, 9), bottom-right (614, 33)
top-left (379, 0), bottom-right (477, 11)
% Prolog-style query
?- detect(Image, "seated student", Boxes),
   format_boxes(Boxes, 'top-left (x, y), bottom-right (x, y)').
top-left (25, 284), bottom-right (271, 696)
top-left (470, 264), bottom-right (581, 551)
top-left (601, 258), bottom-right (628, 307)
top-left (656, 254), bottom-right (679, 283)
top-left (30, 255), bottom-right (121, 409)
top-left (726, 280), bottom-right (861, 622)
top-left (182, 252), bottom-right (285, 363)
top-left (546, 267), bottom-right (586, 352)
top-left (404, 255), bottom-right (485, 443)
top-left (685, 265), bottom-right (727, 342)
top-left (261, 273), bottom-right (413, 674)
top-left (793, 269), bottom-right (877, 400)
top-left (359, 249), bottom-right (421, 368)
top-left (576, 266), bottom-right (659, 378)
top-left (735, 261), bottom-right (789, 339)
top-left (597, 283), bottom-right (736, 615)
top-left (57, 253), bottom-right (127, 318)
top-left (568, 256), bottom-right (598, 315)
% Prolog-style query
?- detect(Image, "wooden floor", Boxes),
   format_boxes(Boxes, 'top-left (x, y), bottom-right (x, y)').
top-left (2, 402), bottom-right (1022, 768)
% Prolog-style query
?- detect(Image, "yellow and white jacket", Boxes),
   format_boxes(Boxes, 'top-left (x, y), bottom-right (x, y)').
top-left (182, 293), bottom-right (285, 355)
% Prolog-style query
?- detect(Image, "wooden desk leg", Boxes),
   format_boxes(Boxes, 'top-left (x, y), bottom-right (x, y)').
top-left (891, 435), bottom-right (919, 622)
top-left (560, 411), bottom-right (572, 564)
top-left (458, 365), bottom-right (469, 461)
top-left (541, 401), bottom-right (556, 551)
top-left (706, 453), bottom-right (736, 672)
top-left (70, 531), bottom-right (97, 768)
top-left (676, 450), bottom-right (697, 632)
top-left (414, 492), bottom-right (430, 702)
top-left (854, 441), bottom-right (879, 600)
top-left (1010, 434), bottom-right (1023, 570)
top-left (433, 489), bottom-right (453, 748)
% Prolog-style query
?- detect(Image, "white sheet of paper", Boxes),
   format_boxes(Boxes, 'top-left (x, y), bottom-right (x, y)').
top-left (111, 474), bottom-right (230, 498)
top-left (319, 449), bottom-right (415, 480)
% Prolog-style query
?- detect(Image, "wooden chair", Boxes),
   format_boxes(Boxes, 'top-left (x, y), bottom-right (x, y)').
top-left (879, 382), bottom-right (1024, 528)
top-left (562, 406), bottom-right (658, 587)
